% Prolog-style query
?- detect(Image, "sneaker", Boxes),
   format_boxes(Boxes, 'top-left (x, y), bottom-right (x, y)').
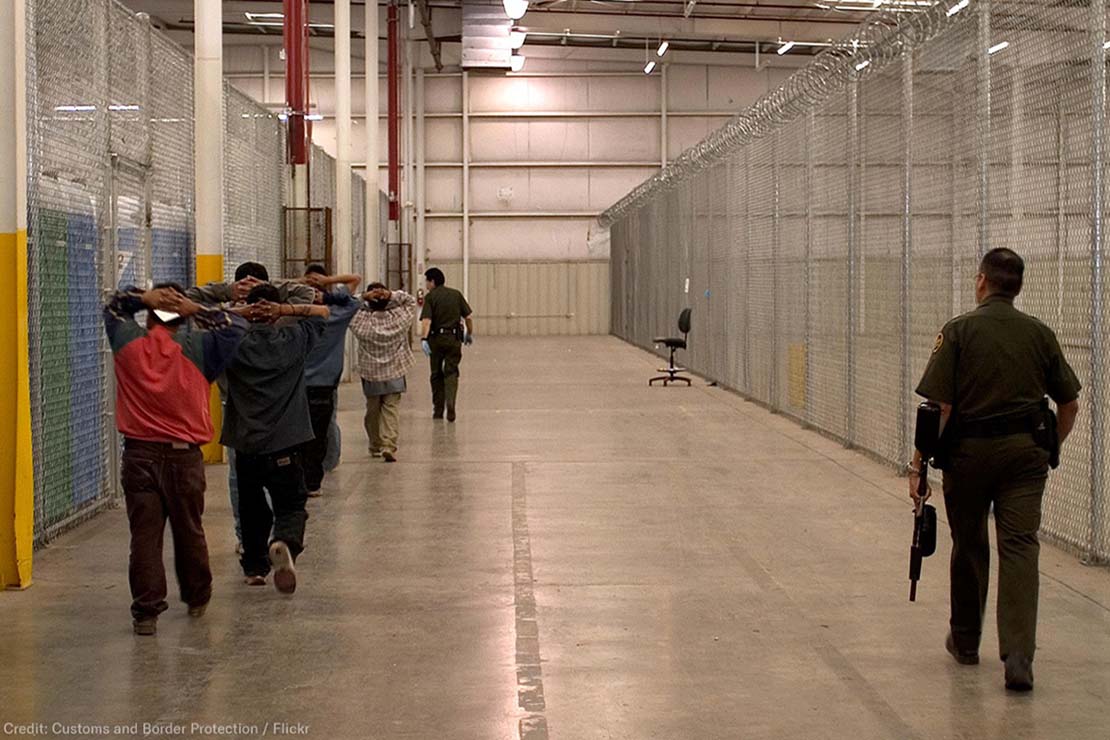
top-left (307, 489), bottom-right (322, 498)
top-left (382, 451), bottom-right (397, 463)
top-left (244, 575), bottom-right (267, 587)
top-left (370, 449), bottom-right (382, 458)
top-left (946, 633), bottom-right (979, 665)
top-left (133, 618), bottom-right (157, 636)
top-left (446, 407), bottom-right (456, 423)
top-left (187, 604), bottom-right (207, 618)
top-left (269, 541), bottom-right (297, 595)
top-left (1004, 654), bottom-right (1034, 692)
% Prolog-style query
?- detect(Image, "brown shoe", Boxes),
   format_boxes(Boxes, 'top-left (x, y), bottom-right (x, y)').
top-left (1004, 654), bottom-right (1034, 691)
top-left (187, 604), bottom-right (207, 618)
top-left (133, 618), bottom-right (157, 636)
top-left (269, 541), bottom-right (297, 595)
top-left (244, 575), bottom-right (267, 587)
top-left (447, 407), bottom-right (456, 423)
top-left (382, 451), bottom-right (397, 463)
top-left (946, 633), bottom-right (979, 665)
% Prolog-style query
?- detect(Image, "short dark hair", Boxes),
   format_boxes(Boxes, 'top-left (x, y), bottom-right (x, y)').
top-left (305, 263), bottom-right (328, 277)
top-left (150, 282), bottom-right (186, 326)
top-left (234, 261), bottom-right (269, 283)
top-left (367, 282), bottom-right (387, 292)
top-left (979, 248), bottom-right (1024, 298)
top-left (246, 283), bottom-right (281, 305)
top-left (424, 268), bottom-right (445, 287)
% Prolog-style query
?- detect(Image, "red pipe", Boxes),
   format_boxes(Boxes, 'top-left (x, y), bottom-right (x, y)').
top-left (284, 0), bottom-right (308, 164)
top-left (387, 1), bottom-right (400, 222)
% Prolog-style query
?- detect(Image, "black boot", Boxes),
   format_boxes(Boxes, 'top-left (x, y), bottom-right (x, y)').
top-left (1004, 653), bottom-right (1034, 692)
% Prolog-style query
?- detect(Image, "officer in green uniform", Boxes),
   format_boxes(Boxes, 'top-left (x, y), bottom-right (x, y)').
top-left (419, 267), bottom-right (474, 422)
top-left (911, 248), bottom-right (1081, 692)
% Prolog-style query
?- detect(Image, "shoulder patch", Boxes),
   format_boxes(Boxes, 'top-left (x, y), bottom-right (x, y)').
top-left (932, 332), bottom-right (944, 354)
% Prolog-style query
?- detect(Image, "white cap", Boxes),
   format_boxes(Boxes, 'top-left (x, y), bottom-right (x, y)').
top-left (153, 309), bottom-right (181, 323)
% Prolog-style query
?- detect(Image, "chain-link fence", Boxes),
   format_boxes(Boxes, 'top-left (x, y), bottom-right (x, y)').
top-left (23, 0), bottom-right (301, 543)
top-left (606, 0), bottom-right (1110, 564)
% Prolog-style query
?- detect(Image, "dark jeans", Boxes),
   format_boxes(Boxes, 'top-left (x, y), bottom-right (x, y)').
top-left (121, 440), bottom-right (211, 620)
top-left (429, 334), bottom-right (463, 414)
top-left (943, 435), bottom-right (1049, 660)
top-left (303, 385), bottom-right (337, 492)
top-left (236, 448), bottom-right (310, 578)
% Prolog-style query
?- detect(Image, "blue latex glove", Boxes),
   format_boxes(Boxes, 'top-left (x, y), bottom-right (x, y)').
top-left (463, 333), bottom-right (474, 346)
top-left (421, 339), bottom-right (432, 357)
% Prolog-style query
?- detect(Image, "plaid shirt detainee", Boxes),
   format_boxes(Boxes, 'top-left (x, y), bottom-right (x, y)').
top-left (350, 291), bottom-right (418, 382)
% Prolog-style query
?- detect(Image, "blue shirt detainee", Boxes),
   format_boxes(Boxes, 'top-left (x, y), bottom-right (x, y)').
top-left (300, 264), bottom-right (362, 495)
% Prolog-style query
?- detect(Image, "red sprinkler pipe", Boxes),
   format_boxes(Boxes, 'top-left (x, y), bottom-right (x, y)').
top-left (387, 0), bottom-right (400, 222)
top-left (284, 0), bottom-right (308, 164)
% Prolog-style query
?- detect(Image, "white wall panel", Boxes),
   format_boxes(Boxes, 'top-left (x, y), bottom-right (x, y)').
top-left (470, 169), bottom-right (592, 211)
top-left (668, 116), bottom-right (730, 158)
top-left (470, 218), bottom-right (595, 260)
top-left (427, 169), bottom-right (464, 212)
top-left (587, 77), bottom-right (660, 111)
top-left (527, 121), bottom-right (592, 160)
top-left (427, 219), bottom-right (464, 261)
top-left (426, 118), bottom-right (462, 162)
top-left (425, 76), bottom-right (462, 113)
top-left (469, 120), bottom-right (531, 161)
top-left (470, 76), bottom-right (590, 112)
top-left (668, 65), bottom-right (709, 110)
top-left (707, 66), bottom-right (768, 109)
top-left (589, 167), bottom-right (658, 210)
top-left (589, 119), bottom-right (660, 161)
top-left (437, 260), bottom-right (610, 335)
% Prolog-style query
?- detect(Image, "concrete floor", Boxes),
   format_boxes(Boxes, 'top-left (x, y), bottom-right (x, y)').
top-left (2, 336), bottom-right (1108, 740)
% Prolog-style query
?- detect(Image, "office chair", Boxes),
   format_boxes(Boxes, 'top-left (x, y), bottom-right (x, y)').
top-left (649, 307), bottom-right (692, 386)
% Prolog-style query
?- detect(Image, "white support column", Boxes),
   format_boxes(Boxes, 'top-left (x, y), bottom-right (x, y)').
top-left (194, 0), bottom-right (224, 463)
top-left (194, 0), bottom-right (223, 280)
top-left (336, 0), bottom-right (352, 276)
top-left (462, 69), bottom-right (470, 296)
top-left (365, 0), bottom-right (380, 281)
top-left (416, 68), bottom-right (426, 278)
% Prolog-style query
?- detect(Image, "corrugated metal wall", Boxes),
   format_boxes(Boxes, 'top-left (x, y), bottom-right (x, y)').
top-left (438, 261), bottom-right (609, 336)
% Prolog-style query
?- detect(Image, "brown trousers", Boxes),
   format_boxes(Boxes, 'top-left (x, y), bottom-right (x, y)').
top-left (122, 440), bottom-right (212, 620)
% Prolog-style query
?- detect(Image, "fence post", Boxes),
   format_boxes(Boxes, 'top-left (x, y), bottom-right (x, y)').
top-left (744, 146), bottom-right (752, 393)
top-left (900, 50), bottom-right (914, 465)
top-left (1089, 0), bottom-right (1107, 564)
top-left (847, 76), bottom-right (859, 447)
top-left (976, 0), bottom-right (991, 258)
top-left (805, 111), bottom-right (815, 426)
top-left (772, 131), bottom-right (781, 410)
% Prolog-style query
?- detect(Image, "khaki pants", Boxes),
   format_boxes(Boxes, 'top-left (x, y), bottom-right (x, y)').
top-left (942, 435), bottom-right (1050, 661)
top-left (365, 393), bottom-right (402, 454)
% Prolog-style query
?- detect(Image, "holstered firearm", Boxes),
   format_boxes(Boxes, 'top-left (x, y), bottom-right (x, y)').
top-left (910, 402), bottom-right (940, 602)
top-left (1033, 397), bottom-right (1060, 469)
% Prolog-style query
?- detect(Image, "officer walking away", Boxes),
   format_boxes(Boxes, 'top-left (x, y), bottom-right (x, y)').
top-left (419, 267), bottom-right (474, 422)
top-left (912, 248), bottom-right (1080, 692)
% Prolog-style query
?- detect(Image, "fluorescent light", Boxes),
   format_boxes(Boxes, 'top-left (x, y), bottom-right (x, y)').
top-left (54, 105), bottom-right (95, 112)
top-left (306, 114), bottom-right (324, 121)
top-left (510, 30), bottom-right (527, 50)
top-left (278, 113), bottom-right (289, 122)
top-left (1105, 40), bottom-right (1110, 50)
top-left (510, 54), bottom-right (526, 72)
top-left (855, 59), bottom-right (871, 71)
top-left (644, 60), bottom-right (657, 74)
top-left (946, 0), bottom-right (969, 16)
top-left (657, 40), bottom-right (669, 56)
top-left (988, 40), bottom-right (1009, 55)
top-left (245, 12), bottom-right (284, 21)
top-left (503, 0), bottom-right (529, 20)
top-left (108, 104), bottom-right (140, 111)
top-left (777, 40), bottom-right (796, 55)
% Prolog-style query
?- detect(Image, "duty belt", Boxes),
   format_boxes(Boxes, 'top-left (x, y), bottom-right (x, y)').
top-left (432, 327), bottom-right (462, 336)
top-left (957, 411), bottom-right (1041, 439)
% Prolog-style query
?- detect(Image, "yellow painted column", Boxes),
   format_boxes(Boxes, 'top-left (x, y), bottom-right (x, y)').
top-left (1, 0), bottom-right (35, 588)
top-left (195, 0), bottom-right (224, 465)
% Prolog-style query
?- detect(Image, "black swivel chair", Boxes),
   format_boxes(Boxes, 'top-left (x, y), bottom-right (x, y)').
top-left (649, 308), bottom-right (692, 386)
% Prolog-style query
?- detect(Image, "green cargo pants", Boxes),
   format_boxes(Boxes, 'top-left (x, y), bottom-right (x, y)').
top-left (428, 334), bottom-right (463, 415)
top-left (942, 434), bottom-right (1050, 661)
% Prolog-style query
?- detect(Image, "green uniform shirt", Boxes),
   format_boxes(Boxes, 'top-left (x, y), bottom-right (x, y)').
top-left (916, 295), bottom-right (1081, 421)
top-left (420, 285), bottom-right (472, 332)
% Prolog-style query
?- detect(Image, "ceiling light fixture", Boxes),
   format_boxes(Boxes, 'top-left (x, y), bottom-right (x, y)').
top-left (855, 59), bottom-right (871, 71)
top-left (503, 0), bottom-right (529, 21)
top-left (511, 54), bottom-right (526, 72)
top-left (988, 40), bottom-right (1009, 55)
top-left (306, 113), bottom-right (324, 121)
top-left (510, 30), bottom-right (527, 50)
top-left (777, 40), bottom-right (796, 55)
top-left (946, 0), bottom-right (969, 16)
top-left (657, 40), bottom-right (669, 56)
top-left (644, 60), bottom-right (656, 74)
top-left (245, 12), bottom-right (284, 21)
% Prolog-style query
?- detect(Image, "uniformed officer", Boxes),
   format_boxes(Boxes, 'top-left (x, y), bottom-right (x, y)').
top-left (419, 267), bottom-right (474, 422)
top-left (911, 247), bottom-right (1081, 692)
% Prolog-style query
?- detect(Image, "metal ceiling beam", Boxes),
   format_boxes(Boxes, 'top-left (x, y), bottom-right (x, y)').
top-left (414, 0), bottom-right (442, 70)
